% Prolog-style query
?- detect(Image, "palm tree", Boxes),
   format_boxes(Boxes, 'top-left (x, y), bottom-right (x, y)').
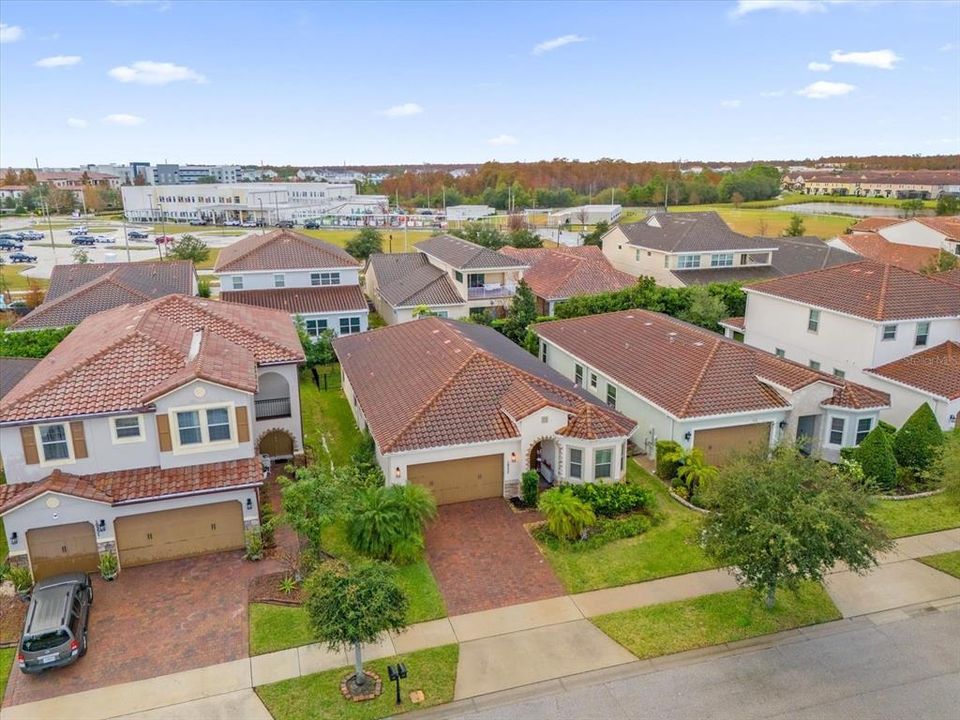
top-left (665, 447), bottom-right (719, 500)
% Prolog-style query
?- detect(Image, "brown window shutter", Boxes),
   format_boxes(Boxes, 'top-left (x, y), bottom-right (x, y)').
top-left (69, 421), bottom-right (88, 459)
top-left (236, 406), bottom-right (250, 443)
top-left (156, 414), bottom-right (172, 452)
top-left (20, 426), bottom-right (39, 465)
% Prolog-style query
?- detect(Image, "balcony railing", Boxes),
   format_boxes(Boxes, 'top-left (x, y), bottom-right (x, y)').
top-left (255, 397), bottom-right (291, 420)
top-left (467, 284), bottom-right (516, 300)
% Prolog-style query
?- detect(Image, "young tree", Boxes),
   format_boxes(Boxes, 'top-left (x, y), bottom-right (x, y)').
top-left (678, 286), bottom-right (727, 330)
top-left (893, 403), bottom-right (945, 474)
top-left (304, 561), bottom-right (408, 691)
top-left (581, 220), bottom-right (610, 247)
top-left (450, 222), bottom-right (506, 249)
top-left (71, 247), bottom-right (91, 264)
top-left (935, 195), bottom-right (960, 216)
top-left (853, 426), bottom-right (898, 491)
top-left (294, 318), bottom-right (335, 367)
top-left (900, 198), bottom-right (924, 218)
top-left (506, 227), bottom-right (543, 249)
top-left (502, 279), bottom-right (537, 344)
top-left (730, 191), bottom-right (744, 208)
top-left (168, 234), bottom-right (210, 263)
top-left (783, 214), bottom-right (806, 237)
top-left (280, 465), bottom-right (345, 553)
top-left (344, 227), bottom-right (383, 260)
top-left (2, 168), bottom-right (19, 185)
top-left (700, 446), bottom-right (892, 608)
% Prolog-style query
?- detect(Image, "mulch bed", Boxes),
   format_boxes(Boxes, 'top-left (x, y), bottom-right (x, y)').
top-left (0, 593), bottom-right (27, 648)
top-left (248, 570), bottom-right (303, 606)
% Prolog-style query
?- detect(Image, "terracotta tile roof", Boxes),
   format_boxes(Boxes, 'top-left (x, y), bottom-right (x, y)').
top-left (533, 310), bottom-right (888, 419)
top-left (415, 234), bottom-right (527, 270)
top-left (213, 229), bottom-right (359, 272)
top-left (499, 246), bottom-right (635, 301)
top-left (367, 253), bottom-right (465, 307)
top-left (0, 459), bottom-right (263, 514)
top-left (835, 232), bottom-right (938, 272)
top-left (617, 212), bottom-right (775, 253)
top-left (0, 295), bottom-right (302, 423)
top-left (851, 217), bottom-right (903, 233)
top-left (720, 316), bottom-right (745, 330)
top-left (13, 261), bottom-right (196, 330)
top-left (822, 383), bottom-right (891, 410)
top-left (333, 318), bottom-right (634, 453)
top-left (746, 261), bottom-right (960, 321)
top-left (557, 405), bottom-right (630, 440)
top-left (0, 357), bottom-right (39, 399)
top-left (916, 216), bottom-right (960, 240)
top-left (220, 285), bottom-right (368, 315)
top-left (865, 341), bottom-right (960, 401)
top-left (935, 268), bottom-right (960, 287)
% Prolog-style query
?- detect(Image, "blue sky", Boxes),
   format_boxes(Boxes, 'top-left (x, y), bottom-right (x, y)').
top-left (0, 0), bottom-right (957, 167)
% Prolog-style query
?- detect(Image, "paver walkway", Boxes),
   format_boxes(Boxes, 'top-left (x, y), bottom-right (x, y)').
top-left (423, 498), bottom-right (565, 615)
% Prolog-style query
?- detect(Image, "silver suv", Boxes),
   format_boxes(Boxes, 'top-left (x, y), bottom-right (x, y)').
top-left (18, 572), bottom-right (93, 673)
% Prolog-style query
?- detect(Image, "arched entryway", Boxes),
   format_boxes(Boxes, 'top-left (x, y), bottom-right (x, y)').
top-left (258, 429), bottom-right (294, 459)
top-left (528, 437), bottom-right (558, 485)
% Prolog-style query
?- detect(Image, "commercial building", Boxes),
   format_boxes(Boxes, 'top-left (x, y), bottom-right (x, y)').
top-left (547, 205), bottom-right (622, 227)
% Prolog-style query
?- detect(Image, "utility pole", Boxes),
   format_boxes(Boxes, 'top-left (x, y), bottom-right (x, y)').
top-left (36, 158), bottom-right (57, 262)
top-left (120, 189), bottom-right (131, 263)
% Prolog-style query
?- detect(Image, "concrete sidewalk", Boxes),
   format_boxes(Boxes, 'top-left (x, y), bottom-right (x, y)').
top-left (3, 528), bottom-right (957, 719)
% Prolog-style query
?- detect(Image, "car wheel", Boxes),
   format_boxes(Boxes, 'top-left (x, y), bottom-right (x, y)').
top-left (79, 631), bottom-right (88, 657)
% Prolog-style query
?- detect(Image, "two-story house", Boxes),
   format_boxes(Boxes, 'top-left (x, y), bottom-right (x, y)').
top-left (602, 212), bottom-right (859, 287)
top-left (0, 295), bottom-right (304, 580)
top-left (831, 216), bottom-right (960, 271)
top-left (725, 261), bottom-right (960, 429)
top-left (216, 229), bottom-right (368, 339)
top-left (534, 310), bottom-right (890, 464)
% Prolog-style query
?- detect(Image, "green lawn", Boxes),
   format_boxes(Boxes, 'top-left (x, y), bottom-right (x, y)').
top-left (255, 644), bottom-right (458, 720)
top-left (537, 462), bottom-right (717, 593)
top-left (298, 228), bottom-right (435, 254)
top-left (619, 205), bottom-right (853, 239)
top-left (298, 369), bottom-right (364, 468)
top-left (0, 647), bottom-right (13, 703)
top-left (918, 551), bottom-right (960, 579)
top-left (0, 264), bottom-right (48, 292)
top-left (249, 603), bottom-right (314, 656)
top-left (593, 582), bottom-right (840, 660)
top-left (194, 247), bottom-right (220, 271)
top-left (870, 493), bottom-right (960, 538)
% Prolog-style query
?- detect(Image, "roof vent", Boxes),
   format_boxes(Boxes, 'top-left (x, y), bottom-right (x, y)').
top-left (188, 329), bottom-right (203, 362)
top-left (693, 341), bottom-right (704, 347)
top-left (643, 322), bottom-right (653, 326)
top-left (625, 314), bottom-right (634, 319)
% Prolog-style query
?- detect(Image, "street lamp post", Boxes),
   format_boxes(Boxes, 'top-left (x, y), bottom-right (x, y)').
top-left (258, 198), bottom-right (265, 235)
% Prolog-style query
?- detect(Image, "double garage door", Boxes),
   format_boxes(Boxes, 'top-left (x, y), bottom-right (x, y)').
top-left (26, 502), bottom-right (245, 579)
top-left (694, 422), bottom-right (772, 466)
top-left (408, 454), bottom-right (503, 506)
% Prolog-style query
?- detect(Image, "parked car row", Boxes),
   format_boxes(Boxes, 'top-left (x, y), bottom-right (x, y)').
top-left (0, 230), bottom-right (45, 241)
top-left (0, 237), bottom-right (25, 251)
top-left (127, 230), bottom-right (149, 239)
top-left (8, 251), bottom-right (37, 263)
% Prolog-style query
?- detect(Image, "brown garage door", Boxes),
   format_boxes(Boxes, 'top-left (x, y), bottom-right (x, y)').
top-left (116, 501), bottom-right (244, 567)
top-left (27, 522), bottom-right (99, 581)
top-left (694, 423), bottom-right (771, 465)
top-left (408, 454), bottom-right (503, 506)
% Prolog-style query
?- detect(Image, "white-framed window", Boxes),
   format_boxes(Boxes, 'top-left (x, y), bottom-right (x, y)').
top-left (339, 317), bottom-right (361, 335)
top-left (274, 274), bottom-right (285, 288)
top-left (38, 423), bottom-right (72, 464)
top-left (172, 404), bottom-right (235, 452)
top-left (677, 254), bottom-right (701, 269)
top-left (176, 410), bottom-right (203, 446)
top-left (305, 318), bottom-right (328, 337)
top-left (568, 447), bottom-right (583, 479)
top-left (595, 448), bottom-right (613, 479)
top-left (635, 249), bottom-right (642, 262)
top-left (574, 364), bottom-right (583, 386)
top-left (833, 368), bottom-right (846, 380)
top-left (434, 310), bottom-right (449, 318)
top-left (809, 360), bottom-right (821, 371)
top-left (589, 372), bottom-right (598, 389)
top-left (311, 272), bottom-right (341, 286)
top-left (775, 348), bottom-right (786, 358)
top-left (231, 276), bottom-right (243, 290)
top-left (808, 309), bottom-right (820, 333)
top-left (710, 253), bottom-right (734, 268)
top-left (882, 324), bottom-right (897, 341)
top-left (829, 417), bottom-right (845, 446)
top-left (915, 321), bottom-right (930, 347)
top-left (855, 417), bottom-right (872, 445)
top-left (111, 415), bottom-right (144, 443)
top-left (206, 407), bottom-right (231, 442)
top-left (606, 384), bottom-right (617, 408)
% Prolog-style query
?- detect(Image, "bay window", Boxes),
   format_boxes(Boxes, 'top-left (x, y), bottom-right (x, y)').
top-left (568, 448), bottom-right (583, 479)
top-left (594, 448), bottom-right (613, 479)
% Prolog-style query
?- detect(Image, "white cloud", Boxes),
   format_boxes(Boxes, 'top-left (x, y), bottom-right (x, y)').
top-left (760, 89), bottom-right (786, 97)
top-left (66, 118), bottom-right (88, 128)
top-left (488, 134), bottom-right (519, 146)
top-left (0, 23), bottom-right (24, 43)
top-left (796, 80), bottom-right (855, 99)
top-left (103, 113), bottom-right (145, 126)
top-left (941, 43), bottom-right (956, 52)
top-left (730, 1), bottom-right (839, 18)
top-left (108, 60), bottom-right (206, 85)
top-left (720, 99), bottom-right (742, 108)
top-left (380, 102), bottom-right (423, 118)
top-left (830, 49), bottom-right (900, 69)
top-left (532, 34), bottom-right (589, 55)
top-left (36, 55), bottom-right (82, 68)
top-left (808, 61), bottom-right (832, 71)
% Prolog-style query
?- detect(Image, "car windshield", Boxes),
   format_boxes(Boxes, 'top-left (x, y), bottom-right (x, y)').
top-left (23, 630), bottom-right (70, 652)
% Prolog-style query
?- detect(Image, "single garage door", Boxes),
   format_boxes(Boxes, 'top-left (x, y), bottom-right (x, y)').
top-left (408, 454), bottom-right (503, 506)
top-left (27, 522), bottom-right (99, 581)
top-left (694, 423), bottom-right (772, 466)
top-left (116, 501), bottom-right (244, 567)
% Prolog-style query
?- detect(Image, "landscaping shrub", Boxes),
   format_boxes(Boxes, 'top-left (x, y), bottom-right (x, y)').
top-left (521, 470), bottom-right (539, 507)
top-left (565, 482), bottom-right (652, 517)
top-left (538, 489), bottom-right (595, 541)
top-left (893, 403), bottom-right (944, 474)
top-left (655, 440), bottom-right (682, 483)
top-left (533, 512), bottom-right (652, 551)
top-left (347, 484), bottom-right (437, 564)
top-left (854, 426), bottom-right (898, 492)
top-left (877, 420), bottom-right (897, 435)
top-left (259, 498), bottom-right (276, 548)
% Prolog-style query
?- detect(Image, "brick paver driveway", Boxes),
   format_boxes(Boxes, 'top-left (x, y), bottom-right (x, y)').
top-left (3, 550), bottom-right (279, 707)
top-left (424, 498), bottom-right (565, 616)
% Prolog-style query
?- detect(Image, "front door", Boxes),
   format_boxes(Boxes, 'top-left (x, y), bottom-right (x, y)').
top-left (796, 415), bottom-right (818, 455)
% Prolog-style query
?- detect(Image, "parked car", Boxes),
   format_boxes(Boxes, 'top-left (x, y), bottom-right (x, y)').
top-left (16, 230), bottom-right (44, 241)
top-left (93, 235), bottom-right (115, 244)
top-left (240, 220), bottom-right (258, 228)
top-left (67, 226), bottom-right (88, 236)
top-left (71, 236), bottom-right (95, 246)
top-left (304, 220), bottom-right (320, 229)
top-left (189, 218), bottom-right (209, 226)
top-left (17, 573), bottom-right (92, 674)
top-left (127, 230), bottom-right (149, 239)
top-left (276, 220), bottom-right (295, 229)
top-left (223, 219), bottom-right (242, 227)
top-left (154, 235), bottom-right (175, 244)
top-left (0, 238), bottom-right (25, 251)
top-left (0, 233), bottom-right (19, 241)
top-left (9, 251), bottom-right (37, 263)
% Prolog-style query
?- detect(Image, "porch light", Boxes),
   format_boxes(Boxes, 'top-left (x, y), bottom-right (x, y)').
top-left (246, 498), bottom-right (253, 510)
top-left (779, 421), bottom-right (788, 430)
top-left (683, 431), bottom-right (692, 440)
top-left (395, 467), bottom-right (401, 479)
top-left (96, 519), bottom-right (106, 533)
top-left (510, 452), bottom-right (517, 463)
top-left (9, 532), bottom-right (17, 546)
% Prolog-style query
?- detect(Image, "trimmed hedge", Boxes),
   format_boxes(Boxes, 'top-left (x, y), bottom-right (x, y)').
top-left (893, 403), bottom-right (944, 472)
top-left (521, 470), bottom-right (539, 508)
top-left (656, 440), bottom-right (682, 483)
top-left (854, 426), bottom-right (898, 491)
top-left (564, 482), bottom-right (653, 518)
